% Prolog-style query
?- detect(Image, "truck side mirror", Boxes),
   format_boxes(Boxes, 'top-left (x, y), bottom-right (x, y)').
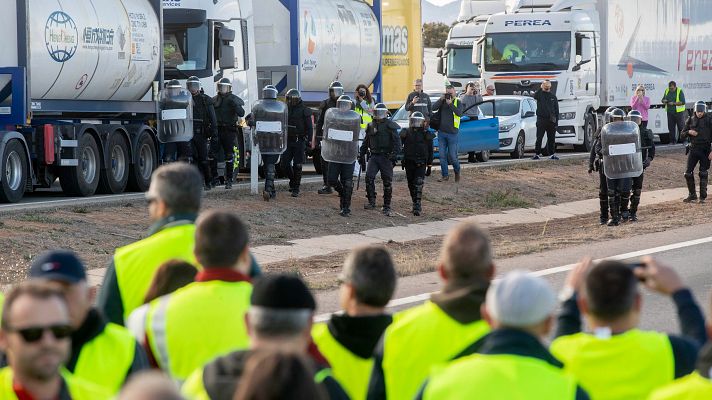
top-left (473, 42), bottom-right (482, 65)
top-left (218, 27), bottom-right (236, 70)
top-left (437, 56), bottom-right (445, 75)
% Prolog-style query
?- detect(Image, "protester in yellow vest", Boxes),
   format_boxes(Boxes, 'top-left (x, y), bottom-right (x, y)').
top-left (431, 84), bottom-right (463, 183)
top-left (136, 211), bottom-right (253, 382)
top-left (662, 80), bottom-right (686, 144)
top-left (312, 246), bottom-right (397, 400)
top-left (649, 292), bottom-right (712, 399)
top-left (97, 163), bottom-right (261, 326)
top-left (366, 222), bottom-right (493, 400)
top-left (0, 282), bottom-right (111, 400)
top-left (551, 257), bottom-right (706, 400)
top-left (417, 271), bottom-right (589, 400)
top-left (28, 250), bottom-right (148, 394)
top-left (355, 84), bottom-right (375, 131)
top-left (182, 274), bottom-right (349, 400)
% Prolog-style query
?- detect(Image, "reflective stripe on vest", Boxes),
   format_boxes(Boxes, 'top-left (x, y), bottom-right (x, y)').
top-left (381, 301), bottom-right (490, 400)
top-left (181, 367), bottom-right (211, 400)
top-left (356, 106), bottom-right (373, 129)
top-left (312, 323), bottom-right (373, 400)
top-left (0, 367), bottom-right (112, 400)
top-left (649, 372), bottom-right (712, 400)
top-left (73, 323), bottom-right (137, 393)
top-left (453, 99), bottom-right (461, 129)
top-left (664, 88), bottom-right (685, 113)
top-left (146, 280), bottom-right (252, 381)
top-left (114, 223), bottom-right (197, 322)
top-left (422, 353), bottom-right (578, 400)
top-left (550, 329), bottom-right (674, 400)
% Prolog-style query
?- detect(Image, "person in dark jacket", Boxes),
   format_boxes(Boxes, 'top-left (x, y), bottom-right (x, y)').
top-left (401, 112), bottom-right (435, 216)
top-left (186, 76), bottom-right (218, 190)
top-left (405, 79), bottom-right (432, 118)
top-left (316, 81), bottom-right (345, 195)
top-left (681, 101), bottom-right (712, 203)
top-left (621, 110), bottom-right (655, 221)
top-left (283, 89), bottom-right (312, 197)
top-left (431, 84), bottom-right (464, 182)
top-left (181, 274), bottom-right (349, 400)
top-left (213, 78), bottom-right (245, 189)
top-left (533, 80), bottom-right (559, 160)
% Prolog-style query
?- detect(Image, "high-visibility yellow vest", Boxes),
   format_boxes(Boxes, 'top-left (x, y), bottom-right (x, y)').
top-left (664, 88), bottom-right (685, 113)
top-left (502, 44), bottom-right (524, 61)
top-left (453, 99), bottom-right (461, 129)
top-left (0, 367), bottom-right (111, 400)
top-left (114, 223), bottom-right (197, 322)
top-left (145, 280), bottom-right (252, 381)
top-left (381, 301), bottom-right (490, 400)
top-left (356, 104), bottom-right (374, 129)
top-left (550, 329), bottom-right (674, 400)
top-left (312, 322), bottom-right (373, 400)
top-left (649, 372), bottom-right (712, 400)
top-left (422, 353), bottom-right (579, 400)
top-left (72, 322), bottom-right (137, 394)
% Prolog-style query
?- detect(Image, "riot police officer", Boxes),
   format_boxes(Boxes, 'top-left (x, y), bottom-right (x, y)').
top-left (604, 108), bottom-right (631, 226)
top-left (326, 95), bottom-right (359, 217)
top-left (681, 101), bottom-right (712, 203)
top-left (589, 107), bottom-right (617, 225)
top-left (316, 81), bottom-right (345, 194)
top-left (360, 103), bottom-right (401, 216)
top-left (400, 112), bottom-right (434, 216)
top-left (186, 76), bottom-right (218, 190)
top-left (213, 78), bottom-right (245, 189)
top-left (162, 79), bottom-right (192, 163)
top-left (622, 110), bottom-right (655, 221)
top-left (283, 89), bottom-right (312, 197)
top-left (253, 85), bottom-right (282, 201)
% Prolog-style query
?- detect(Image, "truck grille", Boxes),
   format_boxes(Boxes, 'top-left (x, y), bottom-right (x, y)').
top-left (494, 81), bottom-right (558, 97)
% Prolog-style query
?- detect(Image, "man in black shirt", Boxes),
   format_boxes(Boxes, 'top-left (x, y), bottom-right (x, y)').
top-left (533, 80), bottom-right (559, 160)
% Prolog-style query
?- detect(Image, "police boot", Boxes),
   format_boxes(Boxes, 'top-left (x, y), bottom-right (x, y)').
top-left (413, 178), bottom-right (424, 216)
top-left (699, 171), bottom-right (708, 204)
top-left (224, 161), bottom-right (234, 190)
top-left (599, 199), bottom-right (609, 225)
top-left (291, 165), bottom-right (303, 197)
top-left (684, 172), bottom-right (697, 203)
top-left (209, 158), bottom-right (219, 188)
top-left (364, 178), bottom-right (377, 210)
top-left (198, 162), bottom-right (212, 191)
top-left (340, 183), bottom-right (353, 217)
top-left (607, 192), bottom-right (620, 226)
top-left (382, 178), bottom-right (393, 216)
top-left (264, 163), bottom-right (277, 200)
top-left (620, 191), bottom-right (631, 222)
top-left (629, 189), bottom-right (641, 222)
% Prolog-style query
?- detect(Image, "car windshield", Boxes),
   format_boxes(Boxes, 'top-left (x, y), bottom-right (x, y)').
top-left (484, 31), bottom-right (571, 71)
top-left (478, 99), bottom-right (520, 117)
top-left (447, 47), bottom-right (479, 78)
top-left (164, 23), bottom-right (209, 73)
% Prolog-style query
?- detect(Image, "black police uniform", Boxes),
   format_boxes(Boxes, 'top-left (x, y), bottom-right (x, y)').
top-left (212, 92), bottom-right (245, 185)
top-left (401, 126), bottom-right (435, 215)
top-left (622, 125), bottom-right (656, 219)
top-left (283, 99), bottom-right (313, 195)
top-left (328, 162), bottom-right (356, 217)
top-left (681, 113), bottom-right (712, 201)
top-left (360, 118), bottom-right (402, 212)
top-left (589, 128), bottom-right (608, 224)
top-left (191, 91), bottom-right (218, 187)
top-left (316, 98), bottom-right (338, 190)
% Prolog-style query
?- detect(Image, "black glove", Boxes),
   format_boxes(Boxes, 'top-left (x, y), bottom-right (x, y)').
top-left (425, 165), bottom-right (432, 176)
top-left (358, 156), bottom-right (366, 169)
top-left (643, 157), bottom-right (651, 169)
top-left (390, 157), bottom-right (397, 167)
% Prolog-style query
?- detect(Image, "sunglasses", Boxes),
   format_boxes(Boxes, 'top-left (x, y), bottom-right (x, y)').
top-left (6, 324), bottom-right (73, 343)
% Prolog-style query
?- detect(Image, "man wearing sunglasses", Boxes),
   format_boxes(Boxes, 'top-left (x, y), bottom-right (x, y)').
top-left (0, 282), bottom-right (110, 399)
top-left (29, 250), bottom-right (148, 394)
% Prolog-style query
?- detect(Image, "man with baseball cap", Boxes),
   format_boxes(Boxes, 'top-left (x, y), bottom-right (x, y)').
top-left (182, 274), bottom-right (348, 400)
top-left (28, 250), bottom-right (148, 394)
top-left (416, 271), bottom-right (589, 399)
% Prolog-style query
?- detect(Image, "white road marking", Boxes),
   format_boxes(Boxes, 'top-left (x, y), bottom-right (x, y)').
top-left (315, 235), bottom-right (712, 322)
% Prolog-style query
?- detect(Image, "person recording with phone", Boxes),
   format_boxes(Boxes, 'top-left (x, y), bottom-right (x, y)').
top-left (431, 84), bottom-right (464, 183)
top-left (406, 79), bottom-right (432, 118)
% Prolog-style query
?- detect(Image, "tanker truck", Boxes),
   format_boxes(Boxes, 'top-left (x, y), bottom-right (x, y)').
top-left (0, 0), bottom-right (257, 202)
top-left (475, 0), bottom-right (712, 150)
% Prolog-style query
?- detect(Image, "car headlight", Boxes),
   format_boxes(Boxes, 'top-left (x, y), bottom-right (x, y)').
top-left (499, 123), bottom-right (516, 132)
top-left (559, 112), bottom-right (576, 120)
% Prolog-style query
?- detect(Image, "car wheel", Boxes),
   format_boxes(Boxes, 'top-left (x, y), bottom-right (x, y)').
top-left (467, 151), bottom-right (476, 163)
top-left (510, 132), bottom-right (525, 159)
top-left (476, 150), bottom-right (490, 162)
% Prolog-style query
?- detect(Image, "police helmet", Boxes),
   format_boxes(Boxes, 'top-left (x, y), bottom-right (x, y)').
top-left (166, 79), bottom-right (182, 96)
top-left (186, 76), bottom-right (201, 94)
top-left (603, 106), bottom-right (617, 124)
top-left (410, 112), bottom-right (426, 128)
top-left (337, 95), bottom-right (353, 112)
top-left (627, 110), bottom-right (643, 125)
top-left (263, 85), bottom-right (278, 100)
top-left (329, 81), bottom-right (345, 99)
top-left (374, 103), bottom-right (389, 120)
top-left (217, 78), bottom-right (232, 95)
top-left (609, 108), bottom-right (626, 122)
top-left (694, 101), bottom-right (707, 114)
top-left (286, 88), bottom-right (301, 106)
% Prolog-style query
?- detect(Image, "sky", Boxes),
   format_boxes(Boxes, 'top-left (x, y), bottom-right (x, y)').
top-left (425, 0), bottom-right (458, 5)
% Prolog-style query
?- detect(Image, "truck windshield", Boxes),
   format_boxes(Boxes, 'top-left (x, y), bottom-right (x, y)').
top-left (164, 23), bottom-right (210, 73)
top-left (484, 32), bottom-right (571, 71)
top-left (447, 47), bottom-right (479, 78)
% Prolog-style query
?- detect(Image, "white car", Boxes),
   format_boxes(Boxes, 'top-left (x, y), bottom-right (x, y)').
top-left (481, 96), bottom-right (547, 159)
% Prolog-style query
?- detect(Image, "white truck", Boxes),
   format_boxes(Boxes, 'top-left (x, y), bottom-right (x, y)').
top-left (436, 0), bottom-right (505, 89)
top-left (475, 0), bottom-right (712, 150)
top-left (0, 0), bottom-right (256, 202)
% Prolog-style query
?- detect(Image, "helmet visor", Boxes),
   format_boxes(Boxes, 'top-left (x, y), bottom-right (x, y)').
top-left (187, 81), bottom-right (200, 93)
top-left (337, 99), bottom-right (351, 111)
top-left (218, 83), bottom-right (231, 95)
top-left (410, 116), bottom-right (425, 128)
top-left (330, 87), bottom-right (344, 99)
top-left (695, 103), bottom-right (707, 114)
top-left (374, 108), bottom-right (388, 120)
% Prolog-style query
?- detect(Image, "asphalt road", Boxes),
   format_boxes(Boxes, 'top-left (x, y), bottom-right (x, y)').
top-left (316, 222), bottom-right (712, 336)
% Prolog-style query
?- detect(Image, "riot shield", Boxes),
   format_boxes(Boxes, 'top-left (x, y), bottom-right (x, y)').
top-left (601, 121), bottom-right (643, 179)
top-left (321, 108), bottom-right (361, 164)
top-left (253, 99), bottom-right (288, 154)
top-left (158, 88), bottom-right (193, 143)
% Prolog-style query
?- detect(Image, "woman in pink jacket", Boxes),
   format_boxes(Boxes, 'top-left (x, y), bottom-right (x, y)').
top-left (630, 85), bottom-right (651, 128)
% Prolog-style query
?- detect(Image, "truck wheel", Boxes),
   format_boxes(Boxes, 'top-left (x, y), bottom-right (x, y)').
top-left (574, 115), bottom-right (595, 152)
top-left (60, 134), bottom-right (100, 197)
top-left (127, 132), bottom-right (156, 192)
top-left (476, 150), bottom-right (490, 162)
top-left (467, 152), bottom-right (477, 163)
top-left (0, 140), bottom-right (27, 203)
top-left (510, 133), bottom-right (525, 159)
top-left (97, 132), bottom-right (129, 194)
